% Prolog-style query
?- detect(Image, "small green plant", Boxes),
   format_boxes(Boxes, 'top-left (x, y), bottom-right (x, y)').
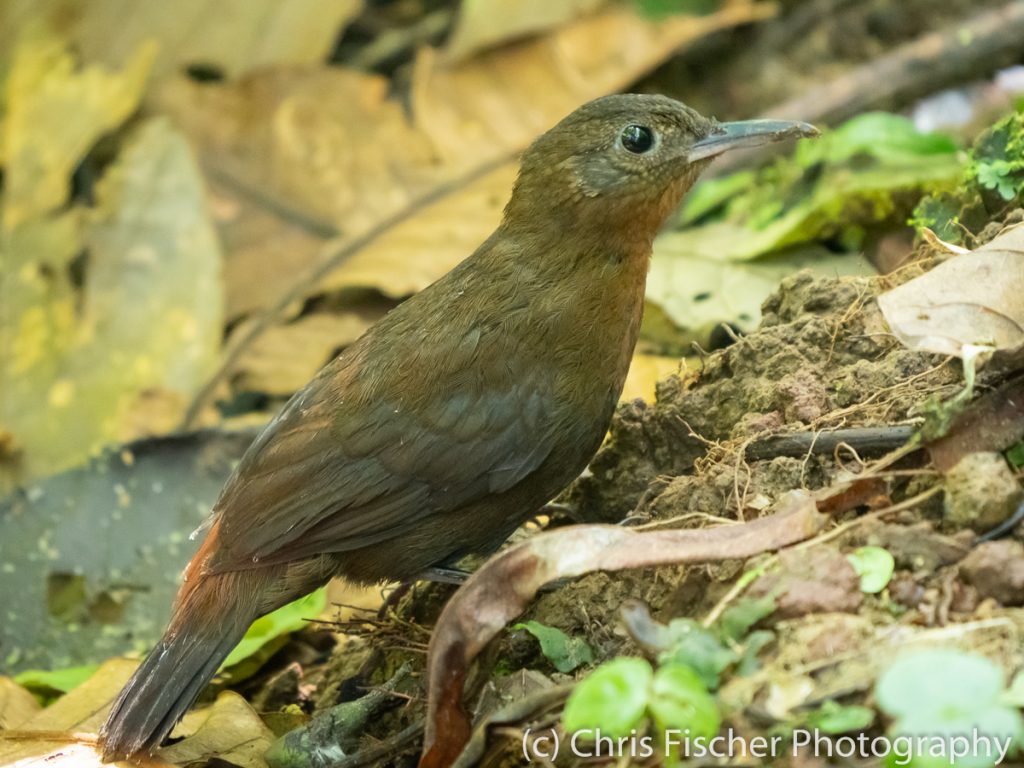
top-left (512, 620), bottom-right (594, 673)
top-left (846, 546), bottom-right (895, 594)
top-left (876, 649), bottom-right (1022, 767)
top-left (805, 700), bottom-right (876, 734)
top-left (910, 109), bottom-right (1024, 243)
top-left (563, 657), bottom-right (720, 743)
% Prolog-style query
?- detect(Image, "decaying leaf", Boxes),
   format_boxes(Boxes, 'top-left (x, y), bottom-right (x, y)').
top-left (927, 377), bottom-right (1024, 472)
top-left (159, 692), bottom-right (275, 768)
top-left (420, 492), bottom-right (826, 768)
top-left (0, 29), bottom-right (155, 230)
top-left (1, 73), bottom-right (224, 487)
top-left (647, 242), bottom-right (873, 334)
top-left (159, 2), bottom-right (773, 304)
top-left (233, 305), bottom-right (389, 396)
top-left (0, 658), bottom-right (137, 767)
top-left (0, 0), bottom-right (362, 85)
top-left (621, 354), bottom-right (682, 403)
top-left (446, 0), bottom-right (608, 61)
top-left (877, 223), bottom-right (1024, 358)
top-left (0, 661), bottom-right (272, 768)
top-left (0, 676), bottom-right (40, 729)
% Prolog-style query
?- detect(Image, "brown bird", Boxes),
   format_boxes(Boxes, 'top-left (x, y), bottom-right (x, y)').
top-left (99, 94), bottom-right (815, 761)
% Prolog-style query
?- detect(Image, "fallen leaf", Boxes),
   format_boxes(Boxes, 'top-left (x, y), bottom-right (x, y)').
top-left (1, 108), bottom-right (224, 488)
top-left (420, 491), bottom-right (826, 768)
top-left (159, 692), bottom-right (275, 768)
top-left (0, 662), bottom-right (270, 767)
top-left (927, 377), bottom-right (1024, 472)
top-left (158, 2), bottom-right (773, 302)
top-left (0, 658), bottom-right (137, 767)
top-left (877, 223), bottom-right (1024, 358)
top-left (0, 677), bottom-right (40, 729)
top-left (231, 303), bottom-right (392, 396)
top-left (621, 354), bottom-right (682, 403)
top-left (0, 0), bottom-right (362, 85)
top-left (647, 242), bottom-right (873, 334)
top-left (446, 0), bottom-right (608, 61)
top-left (1, 29), bottom-right (154, 230)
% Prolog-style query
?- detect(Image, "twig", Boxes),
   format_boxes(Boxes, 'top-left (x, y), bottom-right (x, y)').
top-left (744, 425), bottom-right (916, 462)
top-left (700, 484), bottom-right (943, 628)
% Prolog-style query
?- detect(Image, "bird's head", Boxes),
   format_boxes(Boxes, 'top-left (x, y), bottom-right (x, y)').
top-left (504, 94), bottom-right (817, 243)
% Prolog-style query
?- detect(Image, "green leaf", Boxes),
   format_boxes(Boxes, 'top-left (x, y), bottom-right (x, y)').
top-left (876, 650), bottom-right (1006, 719)
top-left (878, 651), bottom-right (1022, 768)
top-left (1002, 671), bottom-right (1024, 707)
top-left (890, 705), bottom-right (1021, 768)
top-left (563, 658), bottom-right (653, 738)
top-left (846, 546), bottom-right (895, 594)
top-left (14, 663), bottom-right (98, 695)
top-left (1005, 441), bottom-right (1024, 470)
top-left (222, 588), bottom-right (326, 669)
top-left (648, 663), bottom-right (720, 740)
top-left (635, 0), bottom-right (719, 19)
top-left (648, 112), bottom-right (960, 336)
top-left (734, 630), bottom-right (774, 677)
top-left (805, 701), bottom-right (875, 734)
top-left (657, 619), bottom-right (736, 690)
top-left (512, 620), bottom-right (594, 673)
top-left (718, 595), bottom-right (778, 643)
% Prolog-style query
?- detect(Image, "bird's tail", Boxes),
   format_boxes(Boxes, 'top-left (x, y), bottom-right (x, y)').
top-left (99, 567), bottom-right (255, 762)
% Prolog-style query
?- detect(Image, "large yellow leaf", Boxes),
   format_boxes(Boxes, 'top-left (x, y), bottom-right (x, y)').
top-left (0, 0), bottom-right (362, 84)
top-left (159, 1), bottom-right (773, 307)
top-left (446, 0), bottom-right (609, 61)
top-left (1, 30), bottom-right (154, 230)
top-left (1, 115), bottom-right (223, 489)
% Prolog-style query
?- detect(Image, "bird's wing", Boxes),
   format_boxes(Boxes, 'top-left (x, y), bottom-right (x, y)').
top-left (206, 342), bottom-right (557, 571)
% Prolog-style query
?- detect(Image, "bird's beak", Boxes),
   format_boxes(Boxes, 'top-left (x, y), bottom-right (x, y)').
top-left (687, 119), bottom-right (819, 163)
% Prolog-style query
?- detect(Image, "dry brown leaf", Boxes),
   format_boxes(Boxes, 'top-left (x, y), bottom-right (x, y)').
top-left (212, 179), bottom-right (332, 322)
top-left (0, 662), bottom-right (269, 768)
top-left (878, 223), bottom-right (1024, 358)
top-left (446, 0), bottom-right (608, 61)
top-left (0, 0), bottom-right (362, 85)
top-left (0, 658), bottom-right (136, 766)
top-left (158, 1), bottom-right (773, 302)
top-left (232, 308), bottom-right (388, 396)
top-left (927, 377), bottom-right (1024, 472)
top-left (0, 677), bottom-right (40, 729)
top-left (158, 692), bottom-right (275, 768)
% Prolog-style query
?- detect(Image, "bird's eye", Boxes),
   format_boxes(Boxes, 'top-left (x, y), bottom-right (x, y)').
top-left (620, 124), bottom-right (655, 154)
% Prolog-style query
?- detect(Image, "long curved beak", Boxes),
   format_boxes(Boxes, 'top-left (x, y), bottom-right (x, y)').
top-left (688, 119), bottom-right (819, 162)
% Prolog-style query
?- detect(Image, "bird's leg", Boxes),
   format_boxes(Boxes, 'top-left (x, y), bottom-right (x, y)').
top-left (376, 566), bottom-right (473, 618)
top-left (419, 566), bottom-right (473, 584)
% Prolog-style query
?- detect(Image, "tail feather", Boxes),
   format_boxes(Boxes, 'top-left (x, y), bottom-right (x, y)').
top-left (99, 563), bottom-right (255, 762)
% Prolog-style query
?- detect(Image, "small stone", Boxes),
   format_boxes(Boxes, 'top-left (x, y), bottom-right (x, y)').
top-left (750, 547), bottom-right (862, 619)
top-left (944, 452), bottom-right (1023, 532)
top-left (960, 540), bottom-right (1024, 606)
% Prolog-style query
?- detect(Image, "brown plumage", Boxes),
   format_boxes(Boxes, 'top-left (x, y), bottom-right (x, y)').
top-left (99, 94), bottom-right (815, 761)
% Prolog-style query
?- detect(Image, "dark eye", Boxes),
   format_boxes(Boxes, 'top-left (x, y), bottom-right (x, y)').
top-left (620, 124), bottom-right (655, 154)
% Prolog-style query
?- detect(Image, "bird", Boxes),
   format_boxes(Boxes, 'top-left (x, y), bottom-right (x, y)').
top-left (99, 93), bottom-right (816, 761)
